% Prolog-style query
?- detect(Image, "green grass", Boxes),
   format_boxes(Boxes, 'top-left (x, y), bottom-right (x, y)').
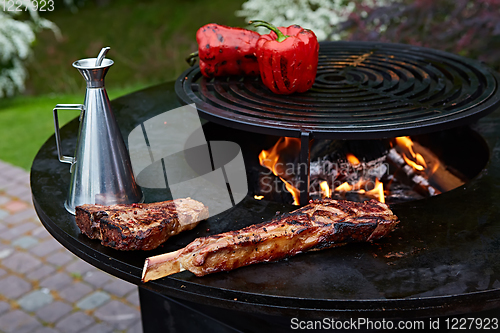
top-left (27, 0), bottom-right (247, 95)
top-left (1, 0), bottom-right (246, 170)
top-left (0, 86), bottom-right (142, 170)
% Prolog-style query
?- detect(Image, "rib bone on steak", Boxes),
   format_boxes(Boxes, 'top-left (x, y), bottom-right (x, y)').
top-left (75, 198), bottom-right (209, 251)
top-left (142, 198), bottom-right (399, 281)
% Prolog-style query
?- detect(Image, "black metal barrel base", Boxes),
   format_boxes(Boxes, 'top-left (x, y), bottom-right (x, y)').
top-left (139, 287), bottom-right (291, 333)
top-left (139, 287), bottom-right (500, 333)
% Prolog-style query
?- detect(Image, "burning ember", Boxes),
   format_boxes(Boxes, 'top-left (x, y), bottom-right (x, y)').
top-left (396, 136), bottom-right (427, 171)
top-left (319, 181), bottom-right (330, 198)
top-left (258, 137), bottom-right (302, 205)
top-left (257, 135), bottom-right (465, 205)
top-left (346, 153), bottom-right (360, 166)
top-left (333, 178), bottom-right (385, 203)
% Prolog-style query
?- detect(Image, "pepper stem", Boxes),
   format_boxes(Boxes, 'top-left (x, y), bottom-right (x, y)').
top-left (249, 20), bottom-right (289, 42)
top-left (185, 51), bottom-right (198, 66)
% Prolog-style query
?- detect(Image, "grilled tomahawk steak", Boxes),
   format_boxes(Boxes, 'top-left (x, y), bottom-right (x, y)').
top-left (142, 198), bottom-right (399, 281)
top-left (75, 198), bottom-right (209, 251)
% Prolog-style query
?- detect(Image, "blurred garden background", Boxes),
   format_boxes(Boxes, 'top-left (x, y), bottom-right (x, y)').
top-left (1, 0), bottom-right (500, 170)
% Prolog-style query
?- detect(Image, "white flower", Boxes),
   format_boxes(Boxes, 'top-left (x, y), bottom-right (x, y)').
top-left (0, 0), bottom-right (60, 97)
top-left (236, 0), bottom-right (352, 40)
top-left (236, 0), bottom-right (398, 41)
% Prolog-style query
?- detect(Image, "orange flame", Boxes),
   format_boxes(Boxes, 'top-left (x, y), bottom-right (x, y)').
top-left (282, 180), bottom-right (301, 205)
top-left (259, 137), bottom-right (301, 205)
top-left (320, 181), bottom-right (331, 198)
top-left (333, 152), bottom-right (385, 203)
top-left (395, 136), bottom-right (427, 171)
top-left (334, 180), bottom-right (385, 203)
top-left (366, 179), bottom-right (385, 203)
top-left (260, 142), bottom-right (387, 205)
top-left (429, 160), bottom-right (440, 176)
top-left (402, 154), bottom-right (425, 171)
top-left (347, 153), bottom-right (360, 165)
top-left (335, 182), bottom-right (353, 192)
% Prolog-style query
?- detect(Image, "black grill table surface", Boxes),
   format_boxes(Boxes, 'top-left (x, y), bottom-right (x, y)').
top-left (31, 42), bottom-right (500, 332)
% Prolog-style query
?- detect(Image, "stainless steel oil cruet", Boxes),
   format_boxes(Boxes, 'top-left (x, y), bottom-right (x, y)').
top-left (53, 47), bottom-right (143, 214)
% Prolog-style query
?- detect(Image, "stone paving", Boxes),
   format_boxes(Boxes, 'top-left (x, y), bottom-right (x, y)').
top-left (0, 161), bottom-right (143, 333)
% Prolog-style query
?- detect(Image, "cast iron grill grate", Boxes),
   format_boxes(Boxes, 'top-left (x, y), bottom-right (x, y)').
top-left (176, 41), bottom-right (500, 139)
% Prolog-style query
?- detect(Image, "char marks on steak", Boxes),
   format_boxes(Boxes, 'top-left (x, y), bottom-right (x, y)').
top-left (75, 198), bottom-right (209, 251)
top-left (142, 198), bottom-right (399, 281)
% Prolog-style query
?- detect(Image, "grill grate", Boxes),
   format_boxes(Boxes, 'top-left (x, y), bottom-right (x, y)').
top-left (176, 41), bottom-right (500, 139)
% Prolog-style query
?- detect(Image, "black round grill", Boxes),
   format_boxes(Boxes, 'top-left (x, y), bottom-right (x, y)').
top-left (176, 41), bottom-right (500, 139)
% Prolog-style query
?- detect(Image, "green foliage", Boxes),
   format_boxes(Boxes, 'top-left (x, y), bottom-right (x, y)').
top-left (237, 0), bottom-right (500, 70)
top-left (0, 0), bottom-right (246, 170)
top-left (339, 0), bottom-right (500, 71)
top-left (0, 0), bottom-right (60, 97)
top-left (26, 0), bottom-right (247, 95)
top-left (0, 87), bottom-right (139, 170)
top-left (236, 0), bottom-right (354, 40)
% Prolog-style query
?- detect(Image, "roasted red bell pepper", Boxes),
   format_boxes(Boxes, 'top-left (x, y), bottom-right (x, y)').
top-left (191, 23), bottom-right (261, 78)
top-left (250, 20), bottom-right (319, 94)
